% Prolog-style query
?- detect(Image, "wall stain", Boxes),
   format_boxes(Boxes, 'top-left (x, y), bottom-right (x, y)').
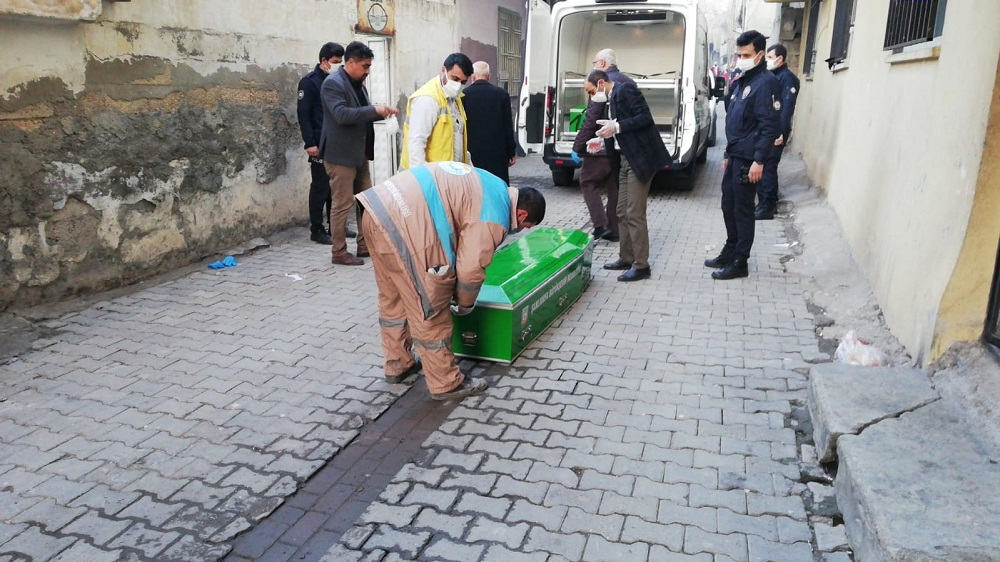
top-left (0, 56), bottom-right (303, 311)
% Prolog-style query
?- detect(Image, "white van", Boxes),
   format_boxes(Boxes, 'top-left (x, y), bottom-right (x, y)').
top-left (517, 0), bottom-right (717, 187)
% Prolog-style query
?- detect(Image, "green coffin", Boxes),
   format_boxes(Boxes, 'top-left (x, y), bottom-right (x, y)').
top-left (452, 227), bottom-right (593, 363)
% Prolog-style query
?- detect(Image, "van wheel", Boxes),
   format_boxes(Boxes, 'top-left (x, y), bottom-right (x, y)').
top-left (696, 144), bottom-right (708, 164)
top-left (707, 116), bottom-right (718, 147)
top-left (551, 168), bottom-right (575, 187)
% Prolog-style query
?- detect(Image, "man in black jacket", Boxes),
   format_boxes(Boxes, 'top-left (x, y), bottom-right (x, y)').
top-left (588, 69), bottom-right (672, 282)
top-left (298, 43), bottom-right (355, 244)
top-left (756, 43), bottom-right (800, 220)
top-left (462, 61), bottom-right (517, 185)
top-left (705, 30), bottom-right (782, 280)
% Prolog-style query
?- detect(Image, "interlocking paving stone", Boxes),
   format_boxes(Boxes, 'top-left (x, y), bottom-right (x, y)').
top-left (1, 144), bottom-right (841, 560)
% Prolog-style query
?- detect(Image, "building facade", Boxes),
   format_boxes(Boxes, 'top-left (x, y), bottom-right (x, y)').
top-left (770, 0), bottom-right (1000, 363)
top-left (0, 0), bottom-right (526, 311)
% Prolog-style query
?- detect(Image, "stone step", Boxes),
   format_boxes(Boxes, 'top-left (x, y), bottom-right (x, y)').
top-left (809, 363), bottom-right (1000, 561)
top-left (808, 363), bottom-right (937, 463)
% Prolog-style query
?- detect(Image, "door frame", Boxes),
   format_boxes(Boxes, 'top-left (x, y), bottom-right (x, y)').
top-left (985, 238), bottom-right (1000, 349)
top-left (356, 34), bottom-right (397, 184)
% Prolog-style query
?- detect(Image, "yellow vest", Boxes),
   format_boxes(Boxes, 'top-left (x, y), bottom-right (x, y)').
top-left (400, 77), bottom-right (468, 169)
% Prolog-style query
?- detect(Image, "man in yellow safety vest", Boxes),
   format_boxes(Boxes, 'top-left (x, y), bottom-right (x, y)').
top-left (400, 53), bottom-right (474, 169)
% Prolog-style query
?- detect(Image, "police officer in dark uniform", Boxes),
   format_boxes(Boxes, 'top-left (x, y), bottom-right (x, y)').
top-left (756, 43), bottom-right (800, 220)
top-left (297, 42), bottom-right (356, 244)
top-left (705, 30), bottom-right (782, 280)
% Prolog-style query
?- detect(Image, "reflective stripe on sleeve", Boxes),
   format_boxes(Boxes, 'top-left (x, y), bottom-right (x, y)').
top-left (457, 280), bottom-right (482, 294)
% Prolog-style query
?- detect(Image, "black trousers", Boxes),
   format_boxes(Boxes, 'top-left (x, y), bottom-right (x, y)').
top-left (757, 144), bottom-right (784, 206)
top-left (309, 159), bottom-right (332, 231)
top-left (721, 157), bottom-right (757, 259)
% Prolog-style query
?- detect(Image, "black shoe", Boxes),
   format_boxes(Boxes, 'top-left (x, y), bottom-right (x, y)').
top-left (603, 260), bottom-right (631, 271)
top-left (704, 249), bottom-right (733, 268)
top-left (431, 377), bottom-right (488, 401)
top-left (617, 266), bottom-right (651, 282)
top-left (755, 201), bottom-right (777, 220)
top-left (711, 257), bottom-right (749, 280)
top-left (754, 206), bottom-right (775, 221)
top-left (356, 249), bottom-right (370, 258)
top-left (386, 359), bottom-right (421, 384)
top-left (602, 231), bottom-right (620, 242)
top-left (346, 227), bottom-right (357, 239)
top-left (592, 225), bottom-right (610, 239)
top-left (311, 230), bottom-right (332, 245)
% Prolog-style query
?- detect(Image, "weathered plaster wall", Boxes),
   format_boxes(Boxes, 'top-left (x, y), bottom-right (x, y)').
top-left (793, 0), bottom-right (1000, 363)
top-left (0, 1), bottom-right (358, 310)
top-left (0, 0), bottom-right (478, 311)
top-left (0, 0), bottom-right (102, 22)
top-left (393, 0), bottom-right (459, 96)
top-left (457, 0), bottom-right (526, 90)
top-left (933, 61), bottom-right (1000, 358)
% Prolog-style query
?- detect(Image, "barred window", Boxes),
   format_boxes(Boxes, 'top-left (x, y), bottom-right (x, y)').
top-left (802, 0), bottom-right (821, 76)
top-left (826, 0), bottom-right (857, 69)
top-left (884, 0), bottom-right (946, 51)
top-left (498, 8), bottom-right (523, 97)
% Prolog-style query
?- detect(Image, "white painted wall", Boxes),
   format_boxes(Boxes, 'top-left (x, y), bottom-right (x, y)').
top-left (792, 0), bottom-right (1000, 361)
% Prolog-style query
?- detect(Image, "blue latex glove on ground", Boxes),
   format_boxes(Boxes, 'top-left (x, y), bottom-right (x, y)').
top-left (208, 256), bottom-right (238, 269)
top-left (570, 150), bottom-right (581, 165)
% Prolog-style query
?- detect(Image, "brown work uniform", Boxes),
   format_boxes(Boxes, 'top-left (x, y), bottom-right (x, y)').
top-left (356, 162), bottom-right (518, 394)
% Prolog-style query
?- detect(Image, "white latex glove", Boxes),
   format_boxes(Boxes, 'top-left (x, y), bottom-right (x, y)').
top-left (586, 137), bottom-right (604, 154)
top-left (595, 118), bottom-right (619, 139)
top-left (450, 303), bottom-right (474, 316)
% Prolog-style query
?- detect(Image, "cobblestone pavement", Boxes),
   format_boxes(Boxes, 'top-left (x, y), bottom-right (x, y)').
top-left (1, 124), bottom-right (850, 561)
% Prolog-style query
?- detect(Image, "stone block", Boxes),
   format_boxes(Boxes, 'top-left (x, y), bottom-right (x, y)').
top-left (836, 401), bottom-right (1000, 561)
top-left (808, 363), bottom-right (937, 462)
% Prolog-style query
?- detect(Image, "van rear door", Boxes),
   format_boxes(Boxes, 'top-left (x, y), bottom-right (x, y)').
top-left (517, 0), bottom-right (553, 154)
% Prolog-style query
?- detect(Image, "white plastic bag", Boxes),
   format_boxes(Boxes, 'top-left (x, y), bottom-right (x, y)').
top-left (834, 330), bottom-right (890, 367)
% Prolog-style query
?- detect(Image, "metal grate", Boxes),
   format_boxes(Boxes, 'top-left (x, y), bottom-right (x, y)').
top-left (498, 8), bottom-right (523, 97)
top-left (884, 0), bottom-right (944, 51)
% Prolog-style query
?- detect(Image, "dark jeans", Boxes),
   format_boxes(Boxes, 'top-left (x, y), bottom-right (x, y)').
top-left (721, 157), bottom-right (757, 259)
top-left (309, 159), bottom-right (332, 231)
top-left (757, 144), bottom-right (784, 206)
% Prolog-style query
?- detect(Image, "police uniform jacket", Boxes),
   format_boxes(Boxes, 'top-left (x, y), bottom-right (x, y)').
top-left (723, 64), bottom-right (782, 163)
top-left (771, 65), bottom-right (800, 140)
top-left (297, 65), bottom-right (326, 149)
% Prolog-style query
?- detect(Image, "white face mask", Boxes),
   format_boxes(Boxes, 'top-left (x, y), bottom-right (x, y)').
top-left (590, 82), bottom-right (608, 104)
top-left (442, 79), bottom-right (462, 99)
top-left (766, 58), bottom-right (779, 71)
top-left (735, 53), bottom-right (760, 73)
